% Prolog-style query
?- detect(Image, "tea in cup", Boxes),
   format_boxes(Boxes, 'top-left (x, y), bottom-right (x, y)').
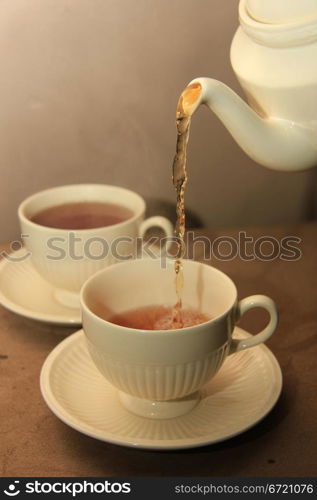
top-left (18, 184), bottom-right (173, 306)
top-left (80, 258), bottom-right (278, 419)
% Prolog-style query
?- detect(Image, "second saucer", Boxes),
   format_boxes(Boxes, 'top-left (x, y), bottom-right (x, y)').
top-left (0, 249), bottom-right (81, 325)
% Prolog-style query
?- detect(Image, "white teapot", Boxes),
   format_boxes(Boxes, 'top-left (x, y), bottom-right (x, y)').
top-left (182, 0), bottom-right (317, 171)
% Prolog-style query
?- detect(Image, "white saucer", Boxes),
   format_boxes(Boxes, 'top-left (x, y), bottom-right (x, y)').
top-left (0, 249), bottom-right (81, 325)
top-left (40, 328), bottom-right (282, 450)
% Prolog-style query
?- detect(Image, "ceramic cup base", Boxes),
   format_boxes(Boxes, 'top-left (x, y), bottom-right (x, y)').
top-left (118, 391), bottom-right (200, 419)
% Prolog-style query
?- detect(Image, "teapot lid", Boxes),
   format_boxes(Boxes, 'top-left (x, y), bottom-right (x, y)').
top-left (240, 0), bottom-right (317, 47)
top-left (246, 0), bottom-right (317, 24)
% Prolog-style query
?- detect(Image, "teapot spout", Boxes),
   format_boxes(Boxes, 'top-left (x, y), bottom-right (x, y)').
top-left (187, 77), bottom-right (317, 171)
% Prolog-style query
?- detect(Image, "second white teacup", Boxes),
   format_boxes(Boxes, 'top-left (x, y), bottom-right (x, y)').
top-left (18, 184), bottom-right (173, 305)
top-left (81, 258), bottom-right (278, 419)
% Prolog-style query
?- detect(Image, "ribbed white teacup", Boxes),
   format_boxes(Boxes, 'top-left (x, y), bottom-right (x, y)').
top-left (81, 258), bottom-right (278, 419)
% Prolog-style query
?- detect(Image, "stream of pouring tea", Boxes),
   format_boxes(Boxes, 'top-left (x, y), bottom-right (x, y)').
top-left (172, 83), bottom-right (202, 326)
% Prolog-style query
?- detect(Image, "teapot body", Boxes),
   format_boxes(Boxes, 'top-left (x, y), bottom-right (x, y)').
top-left (230, 4), bottom-right (317, 129)
top-left (231, 31), bottom-right (317, 130)
top-left (186, 0), bottom-right (317, 170)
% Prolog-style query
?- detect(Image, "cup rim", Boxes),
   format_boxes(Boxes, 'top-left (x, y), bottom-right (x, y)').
top-left (18, 183), bottom-right (146, 233)
top-left (80, 259), bottom-right (238, 335)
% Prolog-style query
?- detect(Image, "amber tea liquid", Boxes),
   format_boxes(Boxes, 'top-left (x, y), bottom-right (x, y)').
top-left (107, 305), bottom-right (210, 330)
top-left (31, 201), bottom-right (133, 230)
top-left (172, 83), bottom-right (202, 326)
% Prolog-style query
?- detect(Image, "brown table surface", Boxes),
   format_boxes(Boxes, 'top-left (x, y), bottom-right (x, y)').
top-left (0, 223), bottom-right (316, 477)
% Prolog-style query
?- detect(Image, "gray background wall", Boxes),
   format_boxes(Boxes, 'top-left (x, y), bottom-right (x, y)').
top-left (0, 0), bottom-right (316, 242)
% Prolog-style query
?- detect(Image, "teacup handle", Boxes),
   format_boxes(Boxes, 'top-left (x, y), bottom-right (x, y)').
top-left (139, 216), bottom-right (174, 255)
top-left (229, 295), bottom-right (278, 354)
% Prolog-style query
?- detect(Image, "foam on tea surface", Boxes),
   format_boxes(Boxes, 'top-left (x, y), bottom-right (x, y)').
top-left (107, 305), bottom-right (211, 331)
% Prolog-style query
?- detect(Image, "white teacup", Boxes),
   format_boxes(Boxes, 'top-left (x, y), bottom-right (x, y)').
top-left (18, 184), bottom-right (173, 306)
top-left (81, 258), bottom-right (278, 419)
